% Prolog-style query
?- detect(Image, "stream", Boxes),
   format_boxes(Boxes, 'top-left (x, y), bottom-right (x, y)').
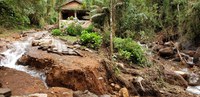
top-left (0, 31), bottom-right (47, 87)
top-left (0, 31), bottom-right (200, 95)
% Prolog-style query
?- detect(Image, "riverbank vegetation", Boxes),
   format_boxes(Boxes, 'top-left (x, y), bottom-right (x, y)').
top-left (1, 0), bottom-right (200, 65)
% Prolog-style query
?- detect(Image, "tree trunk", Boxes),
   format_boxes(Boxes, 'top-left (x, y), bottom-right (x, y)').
top-left (110, 0), bottom-right (115, 61)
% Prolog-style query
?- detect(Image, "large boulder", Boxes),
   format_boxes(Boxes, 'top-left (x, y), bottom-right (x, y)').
top-left (159, 47), bottom-right (174, 58)
top-left (17, 53), bottom-right (54, 69)
top-left (17, 47), bottom-right (110, 95)
top-left (46, 65), bottom-right (108, 95)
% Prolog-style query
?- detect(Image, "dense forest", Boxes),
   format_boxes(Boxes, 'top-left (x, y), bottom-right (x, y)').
top-left (1, 0), bottom-right (200, 44)
top-left (0, 0), bottom-right (200, 97)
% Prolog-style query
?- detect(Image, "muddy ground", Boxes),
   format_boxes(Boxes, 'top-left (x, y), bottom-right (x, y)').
top-left (0, 29), bottom-right (200, 97)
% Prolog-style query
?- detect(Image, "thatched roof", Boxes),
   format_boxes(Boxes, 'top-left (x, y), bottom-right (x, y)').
top-left (60, 0), bottom-right (83, 10)
top-left (62, 0), bottom-right (83, 6)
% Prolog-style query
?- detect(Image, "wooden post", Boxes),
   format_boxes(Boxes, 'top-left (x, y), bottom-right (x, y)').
top-left (74, 10), bottom-right (77, 18)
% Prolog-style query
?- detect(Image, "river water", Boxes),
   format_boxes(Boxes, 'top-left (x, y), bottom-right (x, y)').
top-left (0, 32), bottom-right (47, 86)
top-left (0, 31), bottom-right (200, 95)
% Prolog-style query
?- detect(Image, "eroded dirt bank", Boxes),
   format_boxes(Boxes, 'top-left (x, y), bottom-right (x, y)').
top-left (1, 29), bottom-right (200, 97)
top-left (18, 47), bottom-right (111, 95)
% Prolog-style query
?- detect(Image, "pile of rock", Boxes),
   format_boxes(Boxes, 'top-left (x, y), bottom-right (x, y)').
top-left (31, 36), bottom-right (81, 56)
top-left (153, 41), bottom-right (200, 66)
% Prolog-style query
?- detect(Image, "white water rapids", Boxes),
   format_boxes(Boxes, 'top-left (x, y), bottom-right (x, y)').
top-left (0, 32), bottom-right (47, 87)
top-left (0, 31), bottom-right (200, 95)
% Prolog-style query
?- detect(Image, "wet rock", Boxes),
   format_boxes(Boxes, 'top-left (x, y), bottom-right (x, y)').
top-left (0, 54), bottom-right (5, 61)
top-left (0, 88), bottom-right (11, 97)
top-left (164, 70), bottom-right (188, 88)
top-left (32, 40), bottom-right (40, 46)
top-left (73, 90), bottom-right (98, 97)
top-left (188, 73), bottom-right (200, 86)
top-left (17, 54), bottom-right (54, 69)
top-left (119, 88), bottom-right (129, 97)
top-left (159, 47), bottom-right (174, 58)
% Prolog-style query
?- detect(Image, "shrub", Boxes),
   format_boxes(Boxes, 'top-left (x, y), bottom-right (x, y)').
top-left (80, 30), bottom-right (102, 49)
top-left (114, 37), bottom-right (147, 66)
top-left (85, 24), bottom-right (94, 32)
top-left (52, 29), bottom-right (62, 36)
top-left (66, 23), bottom-right (83, 36)
top-left (67, 16), bottom-right (74, 20)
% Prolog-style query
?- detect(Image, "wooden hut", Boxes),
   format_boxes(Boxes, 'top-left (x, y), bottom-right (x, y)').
top-left (59, 0), bottom-right (90, 28)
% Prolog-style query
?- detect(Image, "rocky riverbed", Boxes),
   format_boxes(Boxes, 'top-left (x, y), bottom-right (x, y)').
top-left (0, 29), bottom-right (200, 97)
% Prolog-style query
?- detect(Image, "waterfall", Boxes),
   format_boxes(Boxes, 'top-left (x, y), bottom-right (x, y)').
top-left (0, 41), bottom-right (30, 69)
top-left (0, 32), bottom-right (47, 87)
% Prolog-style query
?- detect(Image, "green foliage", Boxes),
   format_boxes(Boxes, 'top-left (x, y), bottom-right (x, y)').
top-left (102, 31), bottom-right (110, 46)
top-left (52, 29), bottom-right (62, 36)
top-left (114, 37), bottom-right (147, 66)
top-left (0, 1), bottom-right (29, 28)
top-left (0, 0), bottom-right (58, 28)
top-left (85, 24), bottom-right (94, 32)
top-left (80, 30), bottom-right (102, 49)
top-left (66, 23), bottom-right (83, 36)
top-left (115, 0), bottom-right (158, 39)
top-left (181, 1), bottom-right (200, 45)
top-left (67, 16), bottom-right (74, 20)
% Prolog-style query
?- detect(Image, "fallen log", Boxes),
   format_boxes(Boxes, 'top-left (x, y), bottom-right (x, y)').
top-left (171, 42), bottom-right (187, 65)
